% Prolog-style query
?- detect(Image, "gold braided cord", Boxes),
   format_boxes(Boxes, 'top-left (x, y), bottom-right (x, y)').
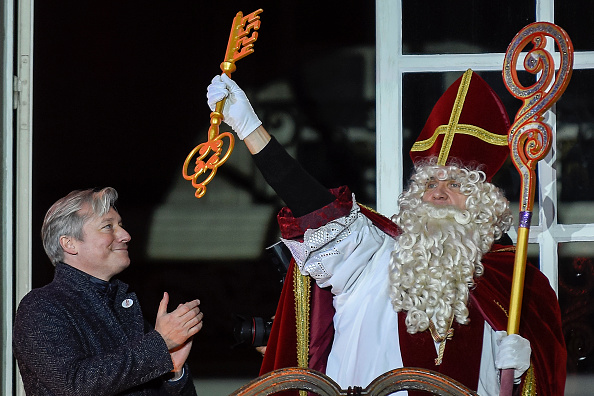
top-left (438, 69), bottom-right (473, 165)
top-left (435, 339), bottom-right (447, 366)
top-left (293, 265), bottom-right (311, 369)
top-left (411, 123), bottom-right (508, 153)
top-left (428, 316), bottom-right (454, 366)
top-left (494, 300), bottom-right (510, 318)
top-left (490, 246), bottom-right (517, 253)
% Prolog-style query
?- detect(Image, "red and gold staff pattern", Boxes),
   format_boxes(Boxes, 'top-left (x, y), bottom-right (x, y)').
top-left (500, 22), bottom-right (573, 396)
top-left (182, 9), bottom-right (263, 198)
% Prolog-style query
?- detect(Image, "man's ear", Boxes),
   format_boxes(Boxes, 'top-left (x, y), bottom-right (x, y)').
top-left (60, 236), bottom-right (78, 256)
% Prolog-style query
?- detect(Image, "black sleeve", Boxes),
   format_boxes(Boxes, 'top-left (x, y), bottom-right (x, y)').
top-left (252, 136), bottom-right (335, 217)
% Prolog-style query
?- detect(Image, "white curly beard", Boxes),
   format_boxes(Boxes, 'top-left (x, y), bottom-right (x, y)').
top-left (389, 202), bottom-right (488, 337)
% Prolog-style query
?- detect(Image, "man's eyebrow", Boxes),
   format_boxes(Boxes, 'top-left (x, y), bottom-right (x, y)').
top-left (99, 215), bottom-right (121, 224)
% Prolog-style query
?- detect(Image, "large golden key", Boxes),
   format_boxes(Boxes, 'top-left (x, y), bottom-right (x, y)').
top-left (183, 9), bottom-right (263, 198)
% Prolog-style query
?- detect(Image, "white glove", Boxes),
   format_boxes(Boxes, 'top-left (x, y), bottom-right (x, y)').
top-left (206, 74), bottom-right (262, 140)
top-left (495, 331), bottom-right (531, 383)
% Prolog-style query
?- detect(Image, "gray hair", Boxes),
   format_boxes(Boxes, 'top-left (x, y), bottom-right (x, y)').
top-left (41, 187), bottom-right (119, 266)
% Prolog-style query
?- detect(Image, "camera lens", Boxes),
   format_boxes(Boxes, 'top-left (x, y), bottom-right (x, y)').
top-left (232, 314), bottom-right (273, 347)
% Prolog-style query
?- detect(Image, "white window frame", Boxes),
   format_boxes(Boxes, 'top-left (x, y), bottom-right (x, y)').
top-left (376, 0), bottom-right (594, 295)
top-left (5, 0), bottom-right (34, 395)
top-left (1, 0), bottom-right (15, 394)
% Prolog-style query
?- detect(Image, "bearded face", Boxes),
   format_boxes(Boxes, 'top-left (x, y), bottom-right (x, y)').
top-left (388, 163), bottom-right (513, 337)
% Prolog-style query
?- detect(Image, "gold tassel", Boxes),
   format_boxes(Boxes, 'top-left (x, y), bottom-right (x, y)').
top-left (428, 316), bottom-right (455, 366)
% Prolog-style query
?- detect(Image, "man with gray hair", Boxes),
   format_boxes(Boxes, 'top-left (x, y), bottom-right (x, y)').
top-left (13, 187), bottom-right (202, 396)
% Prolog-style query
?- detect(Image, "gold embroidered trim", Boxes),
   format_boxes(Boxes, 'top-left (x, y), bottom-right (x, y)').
top-left (438, 69), bottom-right (472, 165)
top-left (359, 203), bottom-right (379, 214)
top-left (520, 364), bottom-right (537, 396)
top-left (411, 124), bottom-right (509, 152)
top-left (410, 69), bottom-right (507, 165)
top-left (428, 316), bottom-right (455, 366)
top-left (293, 265), bottom-right (310, 370)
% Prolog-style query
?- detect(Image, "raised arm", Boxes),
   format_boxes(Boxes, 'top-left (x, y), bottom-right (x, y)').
top-left (244, 125), bottom-right (271, 154)
top-left (206, 74), bottom-right (268, 154)
top-left (206, 75), bottom-right (335, 216)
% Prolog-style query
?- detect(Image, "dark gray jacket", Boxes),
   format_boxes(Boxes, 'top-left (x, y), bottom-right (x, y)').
top-left (13, 263), bottom-right (197, 396)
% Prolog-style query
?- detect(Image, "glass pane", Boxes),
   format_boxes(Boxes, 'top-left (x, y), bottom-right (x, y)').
top-left (402, 1), bottom-right (534, 54)
top-left (558, 242), bottom-right (594, 388)
top-left (527, 247), bottom-right (539, 263)
top-left (556, 1), bottom-right (594, 51)
top-left (402, 71), bottom-right (536, 225)
top-left (293, 46), bottom-right (377, 206)
top-left (557, 69), bottom-right (594, 224)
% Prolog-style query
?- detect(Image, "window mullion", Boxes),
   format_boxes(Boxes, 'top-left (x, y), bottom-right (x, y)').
top-left (376, 0), bottom-right (403, 215)
top-left (537, 110), bottom-right (560, 293)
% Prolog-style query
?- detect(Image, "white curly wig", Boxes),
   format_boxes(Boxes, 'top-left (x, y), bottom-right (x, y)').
top-left (388, 158), bottom-right (513, 336)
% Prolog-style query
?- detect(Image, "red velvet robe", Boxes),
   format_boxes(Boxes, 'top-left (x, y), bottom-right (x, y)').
top-left (260, 186), bottom-right (566, 395)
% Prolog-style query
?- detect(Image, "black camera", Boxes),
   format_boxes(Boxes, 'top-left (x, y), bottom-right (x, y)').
top-left (265, 240), bottom-right (291, 282)
top-left (232, 314), bottom-right (273, 347)
top-left (231, 241), bottom-right (291, 348)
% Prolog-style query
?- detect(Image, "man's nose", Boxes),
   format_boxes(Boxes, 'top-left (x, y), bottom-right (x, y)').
top-left (432, 184), bottom-right (448, 199)
top-left (117, 227), bottom-right (132, 243)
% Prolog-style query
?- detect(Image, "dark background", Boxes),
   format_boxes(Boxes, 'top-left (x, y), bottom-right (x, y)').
top-left (31, 0), bottom-right (377, 379)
